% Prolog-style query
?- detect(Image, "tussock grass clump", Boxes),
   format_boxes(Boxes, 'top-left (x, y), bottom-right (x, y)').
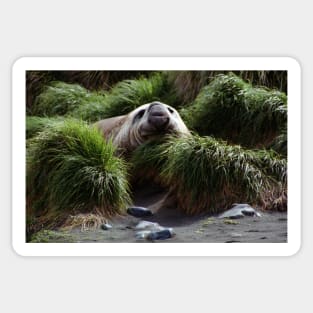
top-left (31, 73), bottom-right (173, 122)
top-left (70, 73), bottom-right (172, 121)
top-left (132, 135), bottom-right (287, 215)
top-left (161, 136), bottom-right (286, 214)
top-left (96, 73), bottom-right (172, 117)
top-left (167, 71), bottom-right (287, 106)
top-left (31, 82), bottom-right (106, 117)
top-left (130, 138), bottom-right (172, 184)
top-left (27, 119), bottom-right (131, 231)
top-left (271, 129), bottom-right (287, 156)
top-left (27, 70), bottom-right (287, 114)
top-left (26, 116), bottom-right (64, 139)
top-left (26, 71), bottom-right (152, 110)
top-left (181, 73), bottom-right (287, 147)
top-left (69, 100), bottom-right (109, 122)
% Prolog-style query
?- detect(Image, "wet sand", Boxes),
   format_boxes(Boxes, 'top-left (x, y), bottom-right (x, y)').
top-left (68, 211), bottom-right (287, 243)
top-left (36, 183), bottom-right (287, 243)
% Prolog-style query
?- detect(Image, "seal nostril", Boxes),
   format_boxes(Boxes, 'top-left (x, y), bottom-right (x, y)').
top-left (150, 111), bottom-right (166, 117)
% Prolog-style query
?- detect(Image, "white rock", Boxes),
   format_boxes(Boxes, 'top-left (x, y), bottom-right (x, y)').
top-left (135, 220), bottom-right (161, 230)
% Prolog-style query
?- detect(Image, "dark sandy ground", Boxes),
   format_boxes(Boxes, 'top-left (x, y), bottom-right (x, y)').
top-left (31, 183), bottom-right (287, 243)
top-left (67, 210), bottom-right (287, 243)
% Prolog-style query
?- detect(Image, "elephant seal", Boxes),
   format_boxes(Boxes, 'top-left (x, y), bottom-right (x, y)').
top-left (95, 101), bottom-right (190, 153)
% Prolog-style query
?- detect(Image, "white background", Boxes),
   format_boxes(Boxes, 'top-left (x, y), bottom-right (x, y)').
top-left (1, 0), bottom-right (310, 312)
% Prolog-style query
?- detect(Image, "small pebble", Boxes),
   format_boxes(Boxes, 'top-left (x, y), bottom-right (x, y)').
top-left (101, 223), bottom-right (112, 230)
top-left (135, 220), bottom-right (160, 230)
top-left (127, 206), bottom-right (153, 217)
top-left (135, 228), bottom-right (175, 241)
top-left (147, 228), bottom-right (175, 241)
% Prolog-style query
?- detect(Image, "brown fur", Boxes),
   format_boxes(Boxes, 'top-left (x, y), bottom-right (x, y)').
top-left (95, 115), bottom-right (127, 140)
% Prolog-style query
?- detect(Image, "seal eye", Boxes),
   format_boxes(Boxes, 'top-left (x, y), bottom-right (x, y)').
top-left (167, 107), bottom-right (174, 114)
top-left (135, 109), bottom-right (146, 119)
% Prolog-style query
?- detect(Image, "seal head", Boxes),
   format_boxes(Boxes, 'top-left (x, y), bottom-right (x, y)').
top-left (95, 101), bottom-right (190, 153)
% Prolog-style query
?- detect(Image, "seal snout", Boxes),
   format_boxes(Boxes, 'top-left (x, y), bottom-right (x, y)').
top-left (147, 103), bottom-right (170, 130)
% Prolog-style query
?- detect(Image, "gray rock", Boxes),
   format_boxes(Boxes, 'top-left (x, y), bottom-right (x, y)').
top-left (135, 220), bottom-right (161, 230)
top-left (135, 228), bottom-right (175, 241)
top-left (147, 228), bottom-right (175, 241)
top-left (127, 206), bottom-right (153, 217)
top-left (218, 204), bottom-right (261, 219)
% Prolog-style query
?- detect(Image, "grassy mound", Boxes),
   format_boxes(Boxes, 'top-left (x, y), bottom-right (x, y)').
top-left (180, 73), bottom-right (287, 148)
top-left (69, 98), bottom-right (109, 122)
top-left (26, 116), bottom-right (65, 139)
top-left (132, 135), bottom-right (287, 215)
top-left (31, 73), bottom-right (174, 122)
top-left (27, 119), bottom-right (131, 234)
top-left (167, 70), bottom-right (287, 107)
top-left (31, 82), bottom-right (106, 117)
top-left (26, 70), bottom-right (287, 111)
top-left (70, 73), bottom-right (175, 121)
top-left (130, 138), bottom-right (171, 186)
top-left (26, 71), bottom-right (152, 111)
